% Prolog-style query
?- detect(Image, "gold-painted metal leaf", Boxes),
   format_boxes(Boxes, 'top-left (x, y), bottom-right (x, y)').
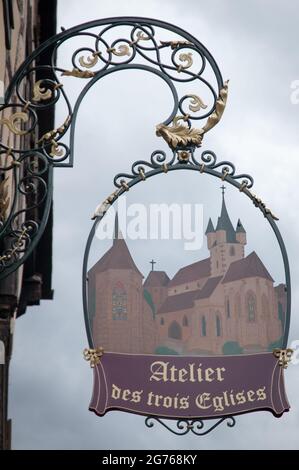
top-left (0, 111), bottom-right (29, 135)
top-left (202, 80), bottom-right (229, 134)
top-left (61, 68), bottom-right (95, 78)
top-left (156, 81), bottom-right (229, 149)
top-left (79, 53), bottom-right (99, 69)
top-left (0, 177), bottom-right (10, 223)
top-left (136, 30), bottom-right (150, 41)
top-left (178, 52), bottom-right (193, 70)
top-left (187, 94), bottom-right (207, 112)
top-left (160, 40), bottom-right (192, 49)
top-left (156, 118), bottom-right (204, 149)
top-left (112, 44), bottom-right (130, 57)
top-left (32, 80), bottom-right (52, 102)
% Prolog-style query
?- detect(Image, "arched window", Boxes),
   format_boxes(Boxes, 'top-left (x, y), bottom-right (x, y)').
top-left (226, 297), bottom-right (230, 318)
top-left (168, 321), bottom-right (182, 340)
top-left (201, 316), bottom-right (207, 337)
top-left (182, 315), bottom-right (188, 327)
top-left (112, 281), bottom-right (127, 320)
top-left (262, 294), bottom-right (269, 319)
top-left (230, 245), bottom-right (235, 256)
top-left (235, 293), bottom-right (241, 317)
top-left (247, 292), bottom-right (256, 322)
top-left (160, 317), bottom-right (164, 325)
top-left (216, 315), bottom-right (221, 337)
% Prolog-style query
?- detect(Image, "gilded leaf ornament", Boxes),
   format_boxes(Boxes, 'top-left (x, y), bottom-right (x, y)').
top-left (0, 111), bottom-right (29, 136)
top-left (187, 94), bottom-right (208, 112)
top-left (111, 44), bottom-right (131, 57)
top-left (79, 53), bottom-right (99, 69)
top-left (160, 40), bottom-right (192, 49)
top-left (32, 80), bottom-right (52, 102)
top-left (156, 81), bottom-right (229, 149)
top-left (61, 68), bottom-right (95, 78)
top-left (0, 178), bottom-right (10, 223)
top-left (156, 117), bottom-right (204, 149)
top-left (202, 80), bottom-right (229, 134)
top-left (178, 52), bottom-right (193, 70)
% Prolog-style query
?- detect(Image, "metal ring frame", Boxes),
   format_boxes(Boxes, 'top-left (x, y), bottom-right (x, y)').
top-left (82, 147), bottom-right (291, 436)
top-left (0, 17), bottom-right (291, 436)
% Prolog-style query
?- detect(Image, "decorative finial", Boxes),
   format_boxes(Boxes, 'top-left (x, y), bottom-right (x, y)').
top-left (220, 185), bottom-right (226, 197)
top-left (150, 259), bottom-right (156, 271)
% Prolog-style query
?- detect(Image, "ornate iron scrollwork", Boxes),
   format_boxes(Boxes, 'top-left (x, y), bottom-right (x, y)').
top-left (145, 416), bottom-right (236, 436)
top-left (0, 17), bottom-right (226, 279)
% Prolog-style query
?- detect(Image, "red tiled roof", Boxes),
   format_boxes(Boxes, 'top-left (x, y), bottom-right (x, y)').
top-left (168, 257), bottom-right (211, 287)
top-left (222, 251), bottom-right (274, 283)
top-left (88, 239), bottom-right (143, 277)
top-left (195, 276), bottom-right (223, 299)
top-left (158, 275), bottom-right (223, 314)
top-left (144, 271), bottom-right (170, 287)
top-left (158, 289), bottom-right (201, 314)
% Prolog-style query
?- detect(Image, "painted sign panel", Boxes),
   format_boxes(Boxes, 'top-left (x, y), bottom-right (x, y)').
top-left (89, 352), bottom-right (289, 418)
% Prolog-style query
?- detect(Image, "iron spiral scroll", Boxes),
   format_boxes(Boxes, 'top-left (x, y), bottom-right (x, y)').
top-left (0, 17), bottom-right (224, 279)
top-left (145, 416), bottom-right (236, 436)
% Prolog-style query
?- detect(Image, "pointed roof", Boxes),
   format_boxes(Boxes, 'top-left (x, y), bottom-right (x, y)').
top-left (168, 257), bottom-right (211, 287)
top-left (216, 193), bottom-right (236, 243)
top-left (236, 218), bottom-right (246, 233)
top-left (205, 218), bottom-right (215, 234)
top-left (222, 251), bottom-right (274, 283)
top-left (144, 271), bottom-right (170, 288)
top-left (88, 238), bottom-right (143, 277)
top-left (89, 214), bottom-right (143, 277)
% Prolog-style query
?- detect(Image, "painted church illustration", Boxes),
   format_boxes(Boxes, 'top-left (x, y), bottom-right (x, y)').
top-left (88, 191), bottom-right (285, 356)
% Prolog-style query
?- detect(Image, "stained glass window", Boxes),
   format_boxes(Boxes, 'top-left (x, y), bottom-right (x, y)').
top-left (112, 281), bottom-right (127, 320)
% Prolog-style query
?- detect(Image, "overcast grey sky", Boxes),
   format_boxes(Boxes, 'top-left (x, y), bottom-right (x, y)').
top-left (8, 0), bottom-right (299, 449)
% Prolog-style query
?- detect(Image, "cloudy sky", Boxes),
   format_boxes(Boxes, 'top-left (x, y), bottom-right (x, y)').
top-left (8, 0), bottom-right (299, 449)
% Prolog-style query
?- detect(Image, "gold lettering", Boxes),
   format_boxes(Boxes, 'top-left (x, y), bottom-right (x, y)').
top-left (196, 392), bottom-right (211, 410)
top-left (178, 368), bottom-right (188, 382)
top-left (236, 391), bottom-right (246, 405)
top-left (205, 367), bottom-right (215, 382)
top-left (111, 384), bottom-right (122, 400)
top-left (122, 389), bottom-right (131, 401)
top-left (216, 367), bottom-right (226, 382)
top-left (256, 387), bottom-right (267, 401)
top-left (150, 361), bottom-right (168, 382)
top-left (247, 390), bottom-right (256, 402)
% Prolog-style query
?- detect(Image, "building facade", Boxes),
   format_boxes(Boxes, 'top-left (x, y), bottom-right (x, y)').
top-left (0, 1), bottom-right (57, 450)
top-left (89, 193), bottom-right (285, 357)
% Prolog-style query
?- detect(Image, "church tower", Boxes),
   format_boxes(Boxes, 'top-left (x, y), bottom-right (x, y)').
top-left (206, 187), bottom-right (246, 277)
top-left (88, 213), bottom-right (145, 353)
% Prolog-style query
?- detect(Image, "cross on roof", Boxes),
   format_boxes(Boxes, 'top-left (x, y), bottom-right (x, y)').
top-left (220, 185), bottom-right (226, 196)
top-left (150, 259), bottom-right (156, 271)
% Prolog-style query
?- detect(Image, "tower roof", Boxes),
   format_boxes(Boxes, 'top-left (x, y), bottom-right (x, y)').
top-left (216, 192), bottom-right (236, 243)
top-left (88, 214), bottom-right (143, 277)
top-left (144, 271), bottom-right (170, 288)
top-left (236, 218), bottom-right (246, 233)
top-left (205, 218), bottom-right (215, 234)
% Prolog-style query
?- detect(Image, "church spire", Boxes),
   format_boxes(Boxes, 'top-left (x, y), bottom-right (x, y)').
top-left (215, 187), bottom-right (236, 243)
top-left (113, 211), bottom-right (122, 245)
